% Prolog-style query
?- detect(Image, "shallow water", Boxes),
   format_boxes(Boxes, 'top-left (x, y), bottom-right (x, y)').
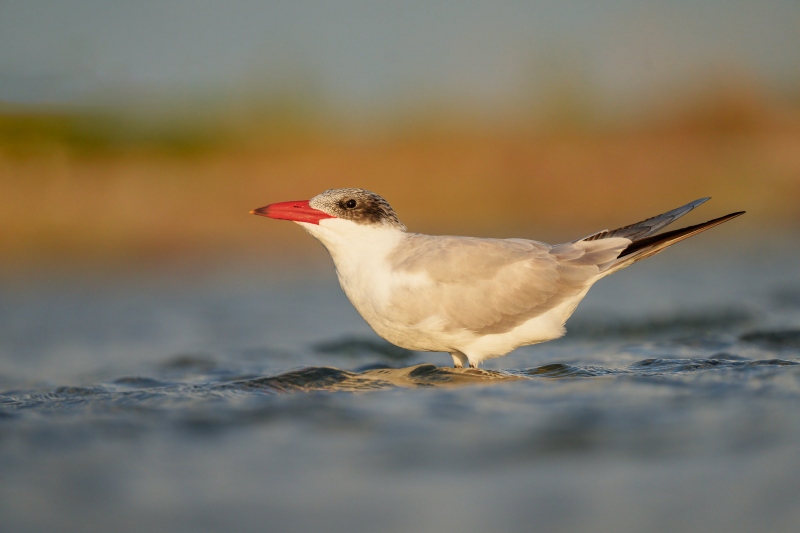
top-left (1, 239), bottom-right (799, 533)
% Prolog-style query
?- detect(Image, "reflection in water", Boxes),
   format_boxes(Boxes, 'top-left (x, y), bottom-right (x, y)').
top-left (2, 356), bottom-right (796, 408)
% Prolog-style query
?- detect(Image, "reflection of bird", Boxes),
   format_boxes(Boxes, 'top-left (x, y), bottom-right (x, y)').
top-left (252, 189), bottom-right (743, 368)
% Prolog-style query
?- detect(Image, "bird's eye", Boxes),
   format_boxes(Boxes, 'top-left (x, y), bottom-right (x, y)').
top-left (345, 199), bottom-right (357, 209)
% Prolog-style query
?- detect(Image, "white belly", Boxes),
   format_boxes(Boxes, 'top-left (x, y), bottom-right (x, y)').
top-left (335, 265), bottom-right (585, 362)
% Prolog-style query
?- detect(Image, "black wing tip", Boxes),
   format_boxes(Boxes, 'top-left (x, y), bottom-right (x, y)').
top-left (679, 209), bottom-right (745, 228)
top-left (618, 209), bottom-right (745, 259)
top-left (713, 210), bottom-right (746, 222)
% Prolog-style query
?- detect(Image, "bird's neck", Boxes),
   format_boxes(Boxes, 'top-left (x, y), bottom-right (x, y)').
top-left (298, 220), bottom-right (407, 312)
top-left (299, 219), bottom-right (406, 272)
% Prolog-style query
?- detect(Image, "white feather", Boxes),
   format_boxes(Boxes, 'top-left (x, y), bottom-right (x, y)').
top-left (300, 217), bottom-right (630, 367)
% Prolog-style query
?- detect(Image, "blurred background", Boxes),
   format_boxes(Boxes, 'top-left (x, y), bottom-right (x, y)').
top-left (2, 3), bottom-right (800, 533)
top-left (1, 0), bottom-right (798, 275)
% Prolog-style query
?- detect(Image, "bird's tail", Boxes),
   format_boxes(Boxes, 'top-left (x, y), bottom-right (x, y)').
top-left (579, 198), bottom-right (745, 275)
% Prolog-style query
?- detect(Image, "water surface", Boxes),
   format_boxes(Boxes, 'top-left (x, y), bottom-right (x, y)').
top-left (1, 239), bottom-right (799, 533)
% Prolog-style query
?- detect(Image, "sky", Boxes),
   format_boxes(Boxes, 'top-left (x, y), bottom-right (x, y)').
top-left (1, 0), bottom-right (799, 114)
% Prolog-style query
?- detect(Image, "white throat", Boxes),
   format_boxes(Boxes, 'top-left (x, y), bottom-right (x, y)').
top-left (298, 218), bottom-right (406, 287)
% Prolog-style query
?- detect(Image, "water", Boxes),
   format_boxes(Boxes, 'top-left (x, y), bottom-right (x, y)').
top-left (1, 238), bottom-right (799, 533)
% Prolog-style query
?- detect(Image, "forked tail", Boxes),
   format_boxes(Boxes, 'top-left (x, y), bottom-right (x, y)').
top-left (579, 198), bottom-right (745, 273)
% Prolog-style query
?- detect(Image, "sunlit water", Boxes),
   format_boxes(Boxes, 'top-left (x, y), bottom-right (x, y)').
top-left (1, 238), bottom-right (799, 533)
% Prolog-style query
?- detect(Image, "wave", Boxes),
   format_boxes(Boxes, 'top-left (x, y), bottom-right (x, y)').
top-left (740, 329), bottom-right (800, 349)
top-left (1, 357), bottom-right (796, 414)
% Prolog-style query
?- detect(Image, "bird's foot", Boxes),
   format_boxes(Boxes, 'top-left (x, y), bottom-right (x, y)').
top-left (450, 352), bottom-right (468, 368)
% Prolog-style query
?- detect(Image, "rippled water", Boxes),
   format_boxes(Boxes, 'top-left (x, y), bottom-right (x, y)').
top-left (1, 239), bottom-right (799, 533)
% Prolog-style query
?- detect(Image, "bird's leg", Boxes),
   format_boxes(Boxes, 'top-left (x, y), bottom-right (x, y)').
top-left (450, 351), bottom-right (468, 369)
top-left (469, 363), bottom-right (479, 369)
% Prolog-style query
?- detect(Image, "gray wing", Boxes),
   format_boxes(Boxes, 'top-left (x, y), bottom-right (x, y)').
top-left (579, 198), bottom-right (710, 242)
top-left (387, 234), bottom-right (628, 335)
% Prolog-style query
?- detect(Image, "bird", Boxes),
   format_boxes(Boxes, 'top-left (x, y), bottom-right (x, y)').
top-left (251, 188), bottom-right (744, 369)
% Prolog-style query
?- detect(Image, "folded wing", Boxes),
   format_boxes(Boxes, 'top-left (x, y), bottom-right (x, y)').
top-left (578, 197), bottom-right (745, 272)
top-left (388, 235), bottom-right (628, 335)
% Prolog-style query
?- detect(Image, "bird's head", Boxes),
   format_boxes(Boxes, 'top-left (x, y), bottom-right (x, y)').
top-left (251, 188), bottom-right (406, 240)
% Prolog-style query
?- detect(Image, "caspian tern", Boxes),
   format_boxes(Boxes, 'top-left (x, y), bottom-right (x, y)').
top-left (251, 189), bottom-right (743, 368)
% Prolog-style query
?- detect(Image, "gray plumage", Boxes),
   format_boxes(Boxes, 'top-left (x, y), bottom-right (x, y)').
top-left (258, 188), bottom-right (745, 367)
top-left (580, 197), bottom-right (710, 242)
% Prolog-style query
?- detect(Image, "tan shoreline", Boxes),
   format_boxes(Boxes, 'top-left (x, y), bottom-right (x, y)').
top-left (1, 105), bottom-right (798, 269)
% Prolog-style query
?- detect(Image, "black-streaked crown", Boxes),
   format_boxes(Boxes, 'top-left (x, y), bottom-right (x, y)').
top-left (309, 188), bottom-right (405, 229)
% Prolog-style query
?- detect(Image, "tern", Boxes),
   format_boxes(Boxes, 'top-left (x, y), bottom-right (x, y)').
top-left (251, 189), bottom-right (743, 368)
